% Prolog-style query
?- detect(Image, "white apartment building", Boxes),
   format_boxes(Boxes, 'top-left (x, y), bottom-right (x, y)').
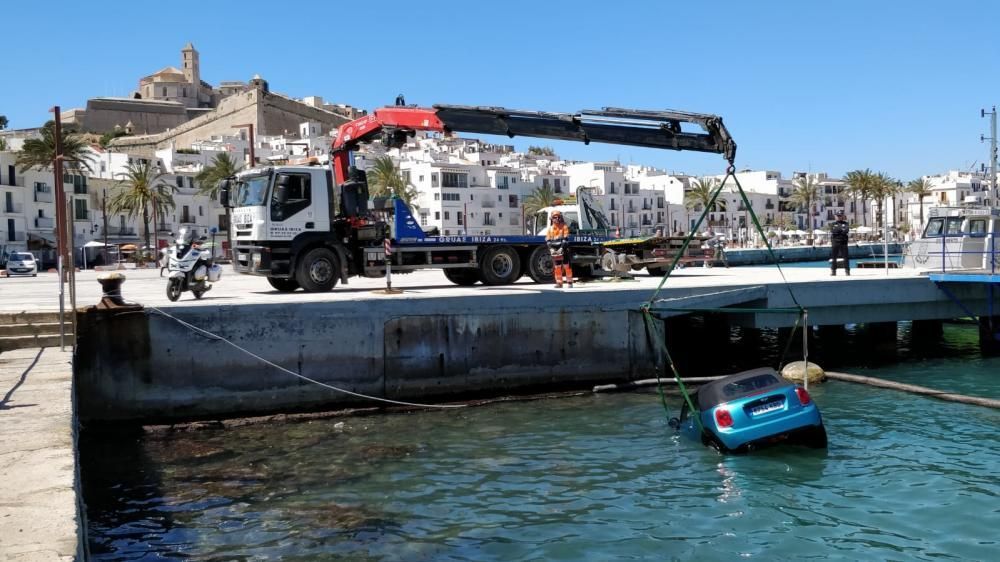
top-left (1, 152), bottom-right (61, 266)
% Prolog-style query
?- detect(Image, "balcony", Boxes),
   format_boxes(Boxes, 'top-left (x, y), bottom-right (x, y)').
top-left (34, 191), bottom-right (53, 203)
top-left (3, 202), bottom-right (23, 214)
top-left (482, 217), bottom-right (496, 226)
top-left (157, 223), bottom-right (171, 233)
top-left (765, 203), bottom-right (775, 209)
top-left (34, 217), bottom-right (54, 229)
top-left (180, 215), bottom-right (197, 225)
top-left (480, 199), bottom-right (496, 208)
top-left (102, 225), bottom-right (137, 236)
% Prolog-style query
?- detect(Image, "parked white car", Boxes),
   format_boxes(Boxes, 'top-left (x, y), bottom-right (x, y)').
top-left (5, 252), bottom-right (38, 277)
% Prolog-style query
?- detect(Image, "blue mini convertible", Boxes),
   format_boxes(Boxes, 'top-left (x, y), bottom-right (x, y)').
top-left (669, 367), bottom-right (827, 453)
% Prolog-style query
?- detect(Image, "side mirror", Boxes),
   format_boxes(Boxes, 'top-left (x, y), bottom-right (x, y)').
top-left (218, 180), bottom-right (231, 208)
top-left (274, 175), bottom-right (290, 205)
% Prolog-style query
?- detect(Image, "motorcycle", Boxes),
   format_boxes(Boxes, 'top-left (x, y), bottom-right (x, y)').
top-left (166, 227), bottom-right (222, 301)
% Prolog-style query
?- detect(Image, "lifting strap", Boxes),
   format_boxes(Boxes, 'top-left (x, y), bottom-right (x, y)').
top-left (639, 164), bottom-right (808, 426)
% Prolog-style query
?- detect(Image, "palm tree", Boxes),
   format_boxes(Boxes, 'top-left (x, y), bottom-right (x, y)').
top-left (15, 120), bottom-right (93, 173)
top-left (907, 177), bottom-right (933, 230)
top-left (845, 169), bottom-right (874, 227)
top-left (195, 153), bottom-right (242, 199)
top-left (789, 175), bottom-right (820, 232)
top-left (869, 172), bottom-right (900, 231)
top-left (367, 155), bottom-right (417, 204)
top-left (523, 184), bottom-right (557, 233)
top-left (109, 160), bottom-right (176, 255)
top-left (684, 177), bottom-right (721, 233)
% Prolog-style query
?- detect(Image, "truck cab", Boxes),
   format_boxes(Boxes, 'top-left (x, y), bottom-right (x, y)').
top-left (229, 164), bottom-right (365, 290)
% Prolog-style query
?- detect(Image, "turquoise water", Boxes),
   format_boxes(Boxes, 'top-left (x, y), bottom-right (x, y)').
top-left (82, 324), bottom-right (1000, 561)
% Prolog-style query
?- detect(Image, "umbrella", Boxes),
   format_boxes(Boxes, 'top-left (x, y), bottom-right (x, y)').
top-left (854, 226), bottom-right (874, 233)
top-left (83, 240), bottom-right (111, 248)
top-left (120, 244), bottom-right (138, 251)
top-left (790, 229), bottom-right (807, 236)
top-left (812, 229), bottom-right (829, 235)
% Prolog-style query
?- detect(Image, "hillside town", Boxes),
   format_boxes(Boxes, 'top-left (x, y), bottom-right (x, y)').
top-left (0, 44), bottom-right (993, 268)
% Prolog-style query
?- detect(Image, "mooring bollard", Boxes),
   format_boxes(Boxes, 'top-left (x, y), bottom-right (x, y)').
top-left (97, 271), bottom-right (127, 307)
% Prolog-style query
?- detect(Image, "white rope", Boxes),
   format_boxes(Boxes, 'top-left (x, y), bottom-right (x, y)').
top-left (146, 306), bottom-right (465, 410)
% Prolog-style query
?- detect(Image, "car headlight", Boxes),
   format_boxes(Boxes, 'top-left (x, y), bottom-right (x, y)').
top-left (252, 253), bottom-right (262, 268)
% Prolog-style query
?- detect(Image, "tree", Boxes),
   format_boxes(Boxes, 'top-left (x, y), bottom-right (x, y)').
top-left (869, 172), bottom-right (900, 231)
top-left (523, 184), bottom-right (557, 234)
top-left (195, 152), bottom-right (242, 199)
top-left (789, 175), bottom-right (820, 231)
top-left (684, 177), bottom-right (719, 212)
top-left (0, 138), bottom-right (7, 152)
top-left (527, 146), bottom-right (556, 157)
top-left (109, 160), bottom-right (176, 256)
top-left (845, 168), bottom-right (874, 227)
top-left (907, 177), bottom-right (933, 229)
top-left (0, 115), bottom-right (8, 130)
top-left (15, 120), bottom-right (93, 173)
top-left (366, 155), bottom-right (417, 204)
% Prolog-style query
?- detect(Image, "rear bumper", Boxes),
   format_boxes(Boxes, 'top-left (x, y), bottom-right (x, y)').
top-left (713, 406), bottom-right (824, 451)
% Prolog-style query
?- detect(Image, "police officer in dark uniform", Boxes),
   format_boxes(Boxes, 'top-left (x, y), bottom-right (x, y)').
top-left (830, 210), bottom-right (850, 276)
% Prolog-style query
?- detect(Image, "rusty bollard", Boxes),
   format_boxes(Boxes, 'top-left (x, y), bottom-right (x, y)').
top-left (97, 271), bottom-right (128, 308)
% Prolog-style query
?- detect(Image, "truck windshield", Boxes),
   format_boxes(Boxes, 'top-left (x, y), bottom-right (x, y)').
top-left (233, 175), bottom-right (271, 207)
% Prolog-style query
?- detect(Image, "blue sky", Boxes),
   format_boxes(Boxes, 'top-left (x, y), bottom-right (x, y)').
top-left (3, 0), bottom-right (999, 180)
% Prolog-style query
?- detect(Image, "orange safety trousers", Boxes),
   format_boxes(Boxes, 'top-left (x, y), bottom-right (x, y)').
top-left (553, 257), bottom-right (573, 284)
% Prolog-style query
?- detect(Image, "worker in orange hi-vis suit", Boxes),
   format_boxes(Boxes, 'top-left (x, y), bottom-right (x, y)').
top-left (546, 211), bottom-right (574, 288)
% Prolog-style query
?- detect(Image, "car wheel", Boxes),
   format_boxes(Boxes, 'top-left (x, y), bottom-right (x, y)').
top-left (296, 247), bottom-right (340, 292)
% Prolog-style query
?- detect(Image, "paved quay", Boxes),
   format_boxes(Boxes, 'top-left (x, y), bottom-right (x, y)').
top-left (0, 263), bottom-right (930, 314)
top-left (0, 347), bottom-right (80, 561)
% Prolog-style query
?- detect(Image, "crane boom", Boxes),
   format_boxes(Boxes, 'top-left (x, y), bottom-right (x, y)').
top-left (331, 104), bottom-right (735, 185)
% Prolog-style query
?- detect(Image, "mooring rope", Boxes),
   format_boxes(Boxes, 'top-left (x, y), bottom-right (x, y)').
top-left (145, 306), bottom-right (466, 410)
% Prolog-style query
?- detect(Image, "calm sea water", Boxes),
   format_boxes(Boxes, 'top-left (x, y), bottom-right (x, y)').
top-left (82, 323), bottom-right (1000, 561)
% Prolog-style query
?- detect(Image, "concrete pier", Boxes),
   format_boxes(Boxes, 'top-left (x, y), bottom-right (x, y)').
top-left (3, 263), bottom-right (999, 424)
top-left (0, 347), bottom-right (82, 561)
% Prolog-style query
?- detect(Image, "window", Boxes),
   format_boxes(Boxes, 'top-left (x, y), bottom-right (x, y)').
top-left (218, 214), bottom-right (229, 232)
top-left (509, 194), bottom-right (518, 208)
top-left (434, 193), bottom-right (440, 201)
top-left (73, 199), bottom-right (88, 221)
top-left (443, 193), bottom-right (460, 201)
top-left (162, 87), bottom-right (167, 97)
top-left (431, 173), bottom-right (439, 187)
top-left (543, 178), bottom-right (550, 189)
top-left (176, 176), bottom-right (184, 187)
top-left (444, 211), bottom-right (450, 220)
top-left (442, 172), bottom-right (467, 188)
top-left (457, 212), bottom-right (464, 226)
top-left (420, 212), bottom-right (428, 226)
top-left (182, 205), bottom-right (192, 223)
top-left (199, 206), bottom-right (204, 216)
top-left (609, 182), bottom-right (616, 194)
top-left (270, 172), bottom-right (312, 222)
top-left (435, 211), bottom-right (440, 220)
top-left (969, 219), bottom-right (987, 236)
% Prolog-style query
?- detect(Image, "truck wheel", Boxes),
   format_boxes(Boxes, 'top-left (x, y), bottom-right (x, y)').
top-left (296, 247), bottom-right (340, 292)
top-left (443, 268), bottom-right (480, 286)
top-left (479, 246), bottom-right (521, 285)
top-left (267, 277), bottom-right (300, 292)
top-left (647, 266), bottom-right (667, 277)
top-left (527, 246), bottom-right (554, 283)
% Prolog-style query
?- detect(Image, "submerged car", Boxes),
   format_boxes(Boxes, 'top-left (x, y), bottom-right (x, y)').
top-left (670, 367), bottom-right (827, 453)
top-left (4, 252), bottom-right (38, 277)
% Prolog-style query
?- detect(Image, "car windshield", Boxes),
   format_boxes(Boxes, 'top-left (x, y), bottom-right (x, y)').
top-left (233, 174), bottom-right (271, 207)
top-left (11, 253), bottom-right (34, 261)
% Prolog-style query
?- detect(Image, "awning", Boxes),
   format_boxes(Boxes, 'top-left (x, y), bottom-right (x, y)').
top-left (27, 232), bottom-right (57, 246)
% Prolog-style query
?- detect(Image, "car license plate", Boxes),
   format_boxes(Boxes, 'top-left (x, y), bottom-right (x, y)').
top-left (750, 402), bottom-right (782, 416)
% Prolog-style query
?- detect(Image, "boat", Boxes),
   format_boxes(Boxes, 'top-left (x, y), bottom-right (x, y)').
top-left (904, 204), bottom-right (1000, 272)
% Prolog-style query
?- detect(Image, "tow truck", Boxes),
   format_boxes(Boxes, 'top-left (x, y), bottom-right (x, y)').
top-left (223, 104), bottom-right (735, 292)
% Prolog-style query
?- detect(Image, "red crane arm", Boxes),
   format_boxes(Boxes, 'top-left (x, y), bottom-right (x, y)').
top-left (331, 107), bottom-right (446, 183)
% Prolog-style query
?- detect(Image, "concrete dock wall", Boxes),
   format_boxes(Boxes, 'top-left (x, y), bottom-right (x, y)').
top-left (75, 295), bottom-right (664, 423)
